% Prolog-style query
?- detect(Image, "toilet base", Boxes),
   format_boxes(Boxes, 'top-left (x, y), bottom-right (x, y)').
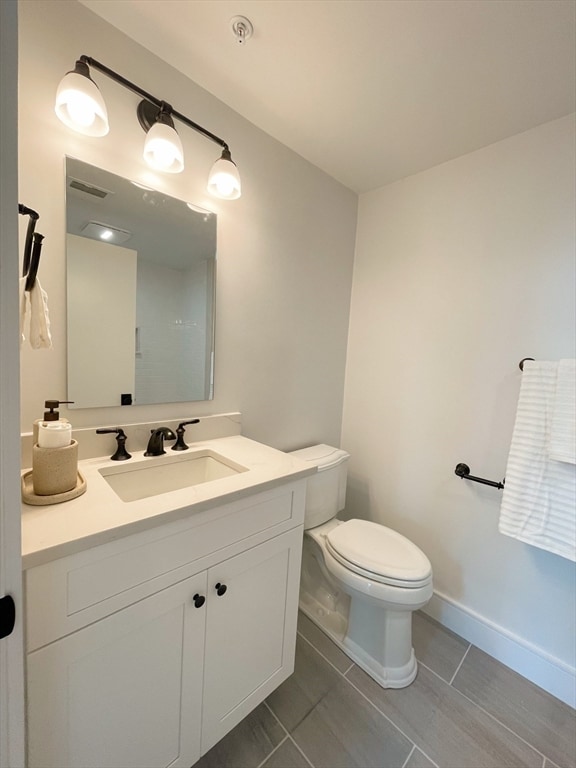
top-left (299, 592), bottom-right (418, 689)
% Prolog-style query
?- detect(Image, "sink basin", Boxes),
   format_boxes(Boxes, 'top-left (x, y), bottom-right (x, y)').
top-left (99, 449), bottom-right (248, 502)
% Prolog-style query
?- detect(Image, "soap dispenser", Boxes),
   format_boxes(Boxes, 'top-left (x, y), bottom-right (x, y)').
top-left (32, 399), bottom-right (78, 497)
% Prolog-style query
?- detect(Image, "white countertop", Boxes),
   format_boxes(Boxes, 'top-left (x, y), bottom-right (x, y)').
top-left (21, 436), bottom-right (314, 569)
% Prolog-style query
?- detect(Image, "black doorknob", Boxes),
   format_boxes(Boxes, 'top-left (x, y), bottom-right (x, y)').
top-left (192, 593), bottom-right (205, 608)
top-left (215, 582), bottom-right (227, 597)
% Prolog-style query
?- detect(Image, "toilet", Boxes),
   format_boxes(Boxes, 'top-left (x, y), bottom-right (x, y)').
top-left (292, 444), bottom-right (433, 689)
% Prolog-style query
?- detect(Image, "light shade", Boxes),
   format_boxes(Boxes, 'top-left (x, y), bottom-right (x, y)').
top-left (55, 62), bottom-right (109, 137)
top-left (207, 149), bottom-right (241, 200)
top-left (143, 117), bottom-right (184, 174)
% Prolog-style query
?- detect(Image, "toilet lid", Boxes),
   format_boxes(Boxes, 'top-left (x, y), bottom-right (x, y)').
top-left (326, 519), bottom-right (432, 586)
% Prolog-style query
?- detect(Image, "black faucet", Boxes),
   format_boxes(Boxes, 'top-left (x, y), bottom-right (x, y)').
top-left (145, 427), bottom-right (177, 456)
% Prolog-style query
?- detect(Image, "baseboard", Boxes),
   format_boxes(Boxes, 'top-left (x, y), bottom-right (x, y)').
top-left (422, 591), bottom-right (576, 708)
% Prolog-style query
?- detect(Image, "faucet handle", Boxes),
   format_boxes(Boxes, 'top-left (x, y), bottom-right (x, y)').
top-left (172, 419), bottom-right (200, 451)
top-left (96, 427), bottom-right (132, 461)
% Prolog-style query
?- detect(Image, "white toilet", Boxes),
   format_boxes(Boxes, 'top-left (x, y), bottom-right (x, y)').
top-left (292, 444), bottom-right (433, 688)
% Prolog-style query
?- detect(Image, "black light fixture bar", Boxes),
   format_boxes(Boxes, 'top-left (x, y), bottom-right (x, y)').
top-left (79, 55), bottom-right (229, 151)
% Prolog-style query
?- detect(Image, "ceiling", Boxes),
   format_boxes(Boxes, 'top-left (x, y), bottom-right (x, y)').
top-left (79, 0), bottom-right (575, 194)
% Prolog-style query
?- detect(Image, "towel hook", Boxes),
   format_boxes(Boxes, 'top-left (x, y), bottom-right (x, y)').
top-left (24, 233), bottom-right (45, 292)
top-left (19, 203), bottom-right (39, 279)
top-left (19, 203), bottom-right (44, 291)
top-left (519, 358), bottom-right (535, 371)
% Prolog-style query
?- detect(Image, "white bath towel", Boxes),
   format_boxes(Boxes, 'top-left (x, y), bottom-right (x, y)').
top-left (19, 277), bottom-right (52, 349)
top-left (549, 359), bottom-right (576, 464)
top-left (499, 360), bottom-right (576, 561)
top-left (19, 276), bottom-right (27, 345)
top-left (28, 278), bottom-right (52, 349)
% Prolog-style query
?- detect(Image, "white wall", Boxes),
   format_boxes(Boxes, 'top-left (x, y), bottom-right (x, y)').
top-left (17, 0), bottom-right (357, 449)
top-left (342, 114), bottom-right (576, 700)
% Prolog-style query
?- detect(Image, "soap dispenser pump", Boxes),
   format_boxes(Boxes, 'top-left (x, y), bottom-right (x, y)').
top-left (43, 399), bottom-right (73, 421)
top-left (33, 399), bottom-right (74, 445)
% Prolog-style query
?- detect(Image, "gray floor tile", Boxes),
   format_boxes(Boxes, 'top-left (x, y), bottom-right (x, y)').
top-left (347, 663), bottom-right (542, 768)
top-left (412, 612), bottom-right (470, 682)
top-left (404, 747), bottom-right (437, 768)
top-left (260, 738), bottom-right (311, 768)
top-left (452, 646), bottom-right (576, 768)
top-left (545, 760), bottom-right (561, 768)
top-left (266, 635), bottom-right (342, 733)
top-left (297, 611), bottom-right (353, 673)
top-left (291, 677), bottom-right (413, 768)
top-left (192, 703), bottom-right (284, 768)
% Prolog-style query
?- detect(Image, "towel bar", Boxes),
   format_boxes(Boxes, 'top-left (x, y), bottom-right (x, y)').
top-left (455, 463), bottom-right (505, 490)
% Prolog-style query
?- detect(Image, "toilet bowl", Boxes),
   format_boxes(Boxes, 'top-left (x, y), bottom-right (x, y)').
top-left (292, 445), bottom-right (433, 689)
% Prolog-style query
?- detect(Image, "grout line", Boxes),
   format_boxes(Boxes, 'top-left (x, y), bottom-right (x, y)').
top-left (256, 734), bottom-right (288, 768)
top-left (418, 747), bottom-right (441, 768)
top-left (401, 744), bottom-right (415, 768)
top-left (264, 699), bottom-right (290, 737)
top-left (448, 642), bottom-right (471, 685)
top-left (401, 744), bottom-right (440, 768)
top-left (419, 660), bottom-right (551, 765)
top-left (341, 669), bottom-right (423, 762)
top-left (263, 700), bottom-right (315, 768)
top-left (287, 735), bottom-right (315, 768)
top-left (297, 629), bottom-right (353, 677)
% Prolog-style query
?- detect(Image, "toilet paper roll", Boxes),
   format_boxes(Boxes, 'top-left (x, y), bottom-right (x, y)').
top-left (32, 440), bottom-right (78, 496)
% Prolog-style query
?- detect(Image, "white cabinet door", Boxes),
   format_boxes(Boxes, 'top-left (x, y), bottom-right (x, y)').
top-left (27, 572), bottom-right (207, 768)
top-left (201, 528), bottom-right (303, 752)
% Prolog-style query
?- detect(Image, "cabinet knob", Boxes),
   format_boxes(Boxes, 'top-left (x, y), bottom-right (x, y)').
top-left (192, 593), bottom-right (205, 608)
top-left (215, 582), bottom-right (227, 597)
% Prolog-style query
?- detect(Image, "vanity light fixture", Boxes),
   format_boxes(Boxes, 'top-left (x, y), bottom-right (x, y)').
top-left (55, 56), bottom-right (242, 199)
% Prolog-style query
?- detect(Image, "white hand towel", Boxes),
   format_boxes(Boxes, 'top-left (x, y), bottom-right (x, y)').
top-left (19, 276), bottom-right (28, 345)
top-left (28, 278), bottom-right (52, 349)
top-left (499, 360), bottom-right (576, 562)
top-left (549, 359), bottom-right (576, 464)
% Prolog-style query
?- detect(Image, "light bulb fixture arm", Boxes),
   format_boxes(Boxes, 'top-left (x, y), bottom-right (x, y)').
top-left (78, 55), bottom-right (229, 151)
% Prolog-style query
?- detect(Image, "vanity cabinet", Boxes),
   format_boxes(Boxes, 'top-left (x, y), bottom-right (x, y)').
top-left (25, 481), bottom-right (305, 768)
top-left (27, 572), bottom-right (207, 768)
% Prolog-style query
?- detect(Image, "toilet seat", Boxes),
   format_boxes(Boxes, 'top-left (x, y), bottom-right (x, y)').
top-left (325, 519), bottom-right (432, 588)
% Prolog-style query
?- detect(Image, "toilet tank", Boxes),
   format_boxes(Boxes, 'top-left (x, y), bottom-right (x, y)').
top-left (290, 444), bottom-right (350, 530)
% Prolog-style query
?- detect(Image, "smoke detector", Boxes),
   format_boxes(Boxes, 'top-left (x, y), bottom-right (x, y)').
top-left (230, 16), bottom-right (253, 45)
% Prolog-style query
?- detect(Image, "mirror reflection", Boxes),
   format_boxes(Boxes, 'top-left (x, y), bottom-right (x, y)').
top-left (65, 157), bottom-right (216, 408)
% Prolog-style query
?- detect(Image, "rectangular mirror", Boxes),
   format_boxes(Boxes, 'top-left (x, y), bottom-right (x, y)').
top-left (65, 157), bottom-right (216, 408)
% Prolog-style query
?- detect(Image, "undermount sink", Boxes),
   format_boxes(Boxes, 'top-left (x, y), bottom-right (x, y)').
top-left (99, 449), bottom-right (248, 502)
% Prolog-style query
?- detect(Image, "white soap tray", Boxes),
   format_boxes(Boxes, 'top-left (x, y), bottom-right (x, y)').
top-left (21, 470), bottom-right (87, 506)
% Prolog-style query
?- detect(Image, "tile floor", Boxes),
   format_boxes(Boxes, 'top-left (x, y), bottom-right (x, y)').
top-left (193, 611), bottom-right (576, 768)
